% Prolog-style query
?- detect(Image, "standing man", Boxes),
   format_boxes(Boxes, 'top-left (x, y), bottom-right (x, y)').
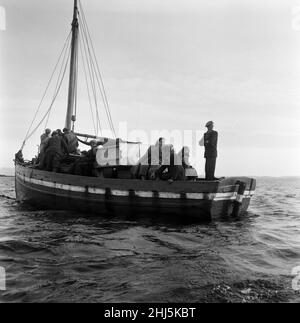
top-left (63, 128), bottom-right (79, 154)
top-left (203, 121), bottom-right (218, 180)
top-left (42, 131), bottom-right (68, 172)
top-left (37, 128), bottom-right (51, 168)
top-left (40, 128), bottom-right (51, 153)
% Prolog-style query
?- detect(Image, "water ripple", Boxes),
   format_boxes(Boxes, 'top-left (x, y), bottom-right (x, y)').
top-left (0, 176), bottom-right (299, 302)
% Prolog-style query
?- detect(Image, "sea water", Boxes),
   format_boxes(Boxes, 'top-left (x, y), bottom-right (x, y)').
top-left (0, 176), bottom-right (299, 303)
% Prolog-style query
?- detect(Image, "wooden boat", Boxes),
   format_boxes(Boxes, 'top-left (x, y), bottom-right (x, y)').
top-left (15, 0), bottom-right (256, 220)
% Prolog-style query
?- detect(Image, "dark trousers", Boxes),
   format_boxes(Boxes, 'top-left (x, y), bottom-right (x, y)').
top-left (44, 151), bottom-right (61, 172)
top-left (205, 157), bottom-right (216, 180)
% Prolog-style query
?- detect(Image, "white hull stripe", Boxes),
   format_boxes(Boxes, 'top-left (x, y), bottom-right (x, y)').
top-left (16, 172), bottom-right (255, 201)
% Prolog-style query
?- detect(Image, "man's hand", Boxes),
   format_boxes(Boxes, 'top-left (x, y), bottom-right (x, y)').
top-left (199, 136), bottom-right (204, 146)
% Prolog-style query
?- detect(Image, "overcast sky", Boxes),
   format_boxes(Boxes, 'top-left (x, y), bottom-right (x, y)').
top-left (0, 0), bottom-right (300, 176)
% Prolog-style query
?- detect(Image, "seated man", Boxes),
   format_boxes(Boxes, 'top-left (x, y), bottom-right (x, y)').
top-left (15, 150), bottom-right (25, 165)
top-left (156, 146), bottom-right (185, 181)
top-left (178, 146), bottom-right (198, 180)
top-left (178, 146), bottom-right (190, 169)
top-left (136, 138), bottom-right (166, 180)
top-left (73, 140), bottom-right (99, 176)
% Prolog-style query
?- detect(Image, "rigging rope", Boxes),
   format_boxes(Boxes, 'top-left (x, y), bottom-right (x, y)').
top-left (79, 31), bottom-right (97, 135)
top-left (78, 16), bottom-right (102, 136)
top-left (79, 13), bottom-right (114, 136)
top-left (21, 31), bottom-right (72, 150)
top-left (78, 0), bottom-right (116, 137)
top-left (73, 27), bottom-right (79, 131)
top-left (20, 3), bottom-right (117, 152)
top-left (22, 39), bottom-right (71, 147)
top-left (45, 32), bottom-right (72, 130)
top-left (78, 14), bottom-right (102, 135)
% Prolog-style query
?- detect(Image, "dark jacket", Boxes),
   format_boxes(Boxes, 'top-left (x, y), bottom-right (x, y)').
top-left (204, 130), bottom-right (218, 158)
top-left (63, 132), bottom-right (79, 153)
top-left (44, 136), bottom-right (68, 156)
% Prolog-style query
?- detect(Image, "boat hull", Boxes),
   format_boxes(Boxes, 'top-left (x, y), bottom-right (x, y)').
top-left (15, 164), bottom-right (256, 220)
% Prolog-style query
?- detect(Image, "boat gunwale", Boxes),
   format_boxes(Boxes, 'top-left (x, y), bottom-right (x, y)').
top-left (16, 172), bottom-right (254, 203)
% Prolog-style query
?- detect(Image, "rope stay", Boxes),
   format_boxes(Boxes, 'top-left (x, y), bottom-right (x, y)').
top-left (73, 24), bottom-right (79, 132)
top-left (78, 17), bottom-right (102, 136)
top-left (78, 34), bottom-right (97, 135)
top-left (78, 0), bottom-right (116, 137)
top-left (25, 46), bottom-right (71, 144)
top-left (20, 1), bottom-right (117, 152)
top-left (78, 13), bottom-right (106, 136)
top-left (45, 32), bottom-right (73, 130)
top-left (21, 31), bottom-right (72, 150)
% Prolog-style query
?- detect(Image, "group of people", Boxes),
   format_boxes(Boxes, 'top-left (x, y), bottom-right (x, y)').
top-left (132, 120), bottom-right (219, 181)
top-left (36, 128), bottom-right (108, 176)
top-left (34, 120), bottom-right (218, 181)
top-left (37, 128), bottom-right (79, 172)
top-left (131, 138), bottom-right (192, 182)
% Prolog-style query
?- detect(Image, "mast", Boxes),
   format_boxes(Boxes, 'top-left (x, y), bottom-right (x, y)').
top-left (65, 0), bottom-right (79, 130)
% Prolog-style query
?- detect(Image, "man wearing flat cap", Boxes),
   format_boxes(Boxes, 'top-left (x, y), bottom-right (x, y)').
top-left (202, 121), bottom-right (218, 180)
top-left (40, 128), bottom-right (51, 154)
